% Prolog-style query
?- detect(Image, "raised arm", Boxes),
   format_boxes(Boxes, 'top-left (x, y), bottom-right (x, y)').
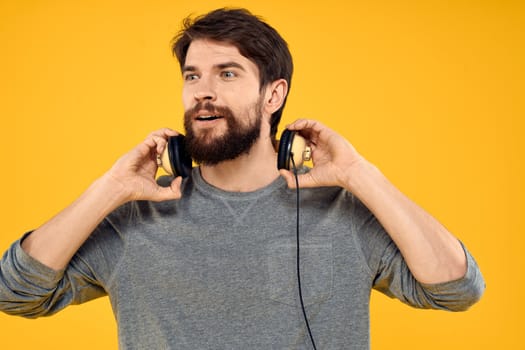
top-left (21, 128), bottom-right (183, 271)
top-left (279, 119), bottom-right (467, 285)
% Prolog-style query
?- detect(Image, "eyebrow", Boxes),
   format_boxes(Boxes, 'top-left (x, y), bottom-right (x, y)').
top-left (215, 61), bottom-right (246, 71)
top-left (182, 61), bottom-right (247, 74)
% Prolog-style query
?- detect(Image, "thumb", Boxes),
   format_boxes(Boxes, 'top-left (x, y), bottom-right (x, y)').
top-left (279, 169), bottom-right (317, 189)
top-left (151, 176), bottom-right (183, 202)
top-left (279, 169), bottom-right (296, 188)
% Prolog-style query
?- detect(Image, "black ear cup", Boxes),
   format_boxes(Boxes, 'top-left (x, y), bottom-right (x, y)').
top-left (160, 135), bottom-right (192, 178)
top-left (277, 129), bottom-right (311, 170)
top-left (277, 129), bottom-right (295, 170)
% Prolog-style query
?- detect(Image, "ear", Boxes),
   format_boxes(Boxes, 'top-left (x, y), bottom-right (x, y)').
top-left (262, 79), bottom-right (288, 115)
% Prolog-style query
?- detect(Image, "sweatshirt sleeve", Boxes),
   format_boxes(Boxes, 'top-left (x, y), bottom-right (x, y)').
top-left (350, 193), bottom-right (485, 311)
top-left (372, 239), bottom-right (485, 311)
top-left (0, 233), bottom-right (107, 318)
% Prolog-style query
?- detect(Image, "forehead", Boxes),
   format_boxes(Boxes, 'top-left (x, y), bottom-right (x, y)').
top-left (185, 39), bottom-right (259, 76)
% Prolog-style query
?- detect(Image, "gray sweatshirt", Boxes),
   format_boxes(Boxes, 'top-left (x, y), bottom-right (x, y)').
top-left (0, 169), bottom-right (484, 349)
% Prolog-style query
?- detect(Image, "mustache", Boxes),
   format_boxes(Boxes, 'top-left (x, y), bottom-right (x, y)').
top-left (184, 102), bottom-right (233, 119)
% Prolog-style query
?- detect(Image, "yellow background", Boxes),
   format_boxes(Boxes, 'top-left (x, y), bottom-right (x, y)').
top-left (0, 0), bottom-right (523, 348)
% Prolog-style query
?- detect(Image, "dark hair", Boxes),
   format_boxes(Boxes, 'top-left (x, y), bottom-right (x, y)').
top-left (171, 8), bottom-right (293, 141)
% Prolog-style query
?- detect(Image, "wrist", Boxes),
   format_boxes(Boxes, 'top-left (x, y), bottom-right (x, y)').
top-left (340, 158), bottom-right (384, 196)
top-left (93, 172), bottom-right (134, 209)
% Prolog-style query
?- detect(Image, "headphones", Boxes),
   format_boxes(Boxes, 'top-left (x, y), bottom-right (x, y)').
top-left (157, 129), bottom-right (312, 177)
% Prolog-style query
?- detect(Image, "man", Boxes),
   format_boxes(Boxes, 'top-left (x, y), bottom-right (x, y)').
top-left (0, 8), bottom-right (484, 349)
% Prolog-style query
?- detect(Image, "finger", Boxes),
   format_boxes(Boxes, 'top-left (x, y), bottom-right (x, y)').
top-left (149, 127), bottom-right (179, 138)
top-left (144, 128), bottom-right (180, 154)
top-left (152, 135), bottom-right (169, 154)
top-left (284, 119), bottom-right (333, 147)
top-left (286, 119), bottom-right (326, 134)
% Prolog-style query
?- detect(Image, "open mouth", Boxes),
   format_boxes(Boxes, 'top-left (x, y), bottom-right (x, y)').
top-left (196, 115), bottom-right (222, 121)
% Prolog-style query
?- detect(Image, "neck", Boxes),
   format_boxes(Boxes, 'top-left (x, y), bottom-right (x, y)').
top-left (199, 136), bottom-right (280, 192)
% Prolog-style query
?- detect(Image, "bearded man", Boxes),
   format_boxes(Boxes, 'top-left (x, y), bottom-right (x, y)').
top-left (0, 8), bottom-right (484, 350)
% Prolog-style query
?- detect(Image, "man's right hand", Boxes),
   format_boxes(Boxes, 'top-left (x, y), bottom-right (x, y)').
top-left (21, 128), bottom-right (185, 270)
top-left (105, 128), bottom-right (184, 203)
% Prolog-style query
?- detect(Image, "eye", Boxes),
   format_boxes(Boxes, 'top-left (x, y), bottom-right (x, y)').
top-left (221, 71), bottom-right (236, 79)
top-left (184, 73), bottom-right (199, 81)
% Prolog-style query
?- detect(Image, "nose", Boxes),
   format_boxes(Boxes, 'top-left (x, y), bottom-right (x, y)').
top-left (193, 77), bottom-right (217, 102)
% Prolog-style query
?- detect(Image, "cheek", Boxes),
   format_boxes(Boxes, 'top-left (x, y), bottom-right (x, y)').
top-left (181, 89), bottom-right (192, 110)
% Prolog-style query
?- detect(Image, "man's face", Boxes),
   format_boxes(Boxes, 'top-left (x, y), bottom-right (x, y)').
top-left (181, 39), bottom-right (265, 165)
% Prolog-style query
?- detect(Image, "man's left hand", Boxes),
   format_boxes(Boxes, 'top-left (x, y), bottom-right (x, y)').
top-left (279, 119), bottom-right (363, 189)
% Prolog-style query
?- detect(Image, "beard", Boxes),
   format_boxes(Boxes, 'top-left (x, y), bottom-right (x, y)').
top-left (183, 99), bottom-right (263, 165)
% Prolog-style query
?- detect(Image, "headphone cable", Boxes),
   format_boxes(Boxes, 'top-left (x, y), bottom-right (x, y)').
top-left (291, 156), bottom-right (318, 350)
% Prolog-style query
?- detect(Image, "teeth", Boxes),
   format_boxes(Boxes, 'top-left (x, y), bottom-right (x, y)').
top-left (197, 115), bottom-right (220, 120)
